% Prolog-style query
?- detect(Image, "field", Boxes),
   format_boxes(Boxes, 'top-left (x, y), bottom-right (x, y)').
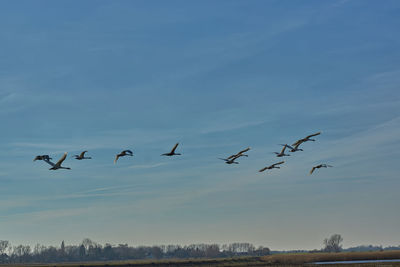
top-left (2, 251), bottom-right (400, 267)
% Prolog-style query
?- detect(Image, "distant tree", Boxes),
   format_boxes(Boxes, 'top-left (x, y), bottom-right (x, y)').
top-left (60, 241), bottom-right (65, 254)
top-left (78, 244), bottom-right (86, 258)
top-left (254, 246), bottom-right (270, 256)
top-left (323, 234), bottom-right (343, 252)
top-left (205, 244), bottom-right (220, 258)
top-left (82, 238), bottom-right (95, 252)
top-left (151, 246), bottom-right (163, 259)
top-left (0, 241), bottom-right (10, 255)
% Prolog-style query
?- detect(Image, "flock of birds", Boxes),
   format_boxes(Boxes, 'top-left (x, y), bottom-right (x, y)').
top-left (33, 132), bottom-right (333, 175)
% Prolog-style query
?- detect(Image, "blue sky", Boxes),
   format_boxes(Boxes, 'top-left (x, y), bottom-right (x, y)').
top-left (0, 0), bottom-right (399, 250)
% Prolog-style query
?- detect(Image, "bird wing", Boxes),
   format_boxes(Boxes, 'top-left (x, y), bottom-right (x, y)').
top-left (79, 150), bottom-right (87, 158)
top-left (43, 159), bottom-right (55, 167)
top-left (292, 139), bottom-right (305, 147)
top-left (279, 144), bottom-right (287, 154)
top-left (310, 166), bottom-right (317, 174)
top-left (259, 167), bottom-right (268, 172)
top-left (123, 150), bottom-right (133, 155)
top-left (218, 158), bottom-right (228, 162)
top-left (293, 142), bottom-right (302, 150)
top-left (306, 132), bottom-right (321, 139)
top-left (273, 161), bottom-right (285, 167)
top-left (114, 154), bottom-right (120, 163)
top-left (33, 156), bottom-right (40, 161)
top-left (281, 144), bottom-right (294, 150)
top-left (227, 154), bottom-right (236, 159)
top-left (237, 147), bottom-right (250, 155)
top-left (170, 143), bottom-right (179, 153)
top-left (54, 153), bottom-right (67, 167)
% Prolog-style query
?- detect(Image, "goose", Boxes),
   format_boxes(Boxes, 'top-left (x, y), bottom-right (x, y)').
top-left (218, 156), bottom-right (240, 164)
top-left (33, 155), bottom-right (52, 161)
top-left (161, 143), bottom-right (181, 156)
top-left (259, 161), bottom-right (284, 172)
top-left (292, 132), bottom-right (321, 147)
top-left (227, 147), bottom-right (251, 159)
top-left (114, 150), bottom-right (133, 163)
top-left (74, 150), bottom-right (92, 160)
top-left (274, 144), bottom-right (290, 157)
top-left (310, 164), bottom-right (333, 175)
top-left (280, 143), bottom-right (303, 152)
top-left (47, 153), bottom-right (71, 170)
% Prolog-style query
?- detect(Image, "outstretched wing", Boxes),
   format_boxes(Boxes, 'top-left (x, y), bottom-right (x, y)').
top-left (123, 150), bottom-right (133, 155)
top-left (273, 161), bottom-right (285, 167)
top-left (54, 153), bottom-right (67, 168)
top-left (293, 142), bottom-right (302, 150)
top-left (259, 167), bottom-right (268, 172)
top-left (237, 147), bottom-right (250, 155)
top-left (306, 132), bottom-right (321, 139)
top-left (310, 166), bottom-right (317, 175)
top-left (79, 150), bottom-right (87, 158)
top-left (43, 159), bottom-right (55, 167)
top-left (292, 139), bottom-right (305, 147)
top-left (170, 143), bottom-right (179, 153)
top-left (281, 144), bottom-right (294, 150)
top-left (280, 144), bottom-right (287, 154)
top-left (114, 154), bottom-right (120, 164)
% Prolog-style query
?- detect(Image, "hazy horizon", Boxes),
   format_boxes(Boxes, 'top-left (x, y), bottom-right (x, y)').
top-left (1, 0), bottom-right (399, 251)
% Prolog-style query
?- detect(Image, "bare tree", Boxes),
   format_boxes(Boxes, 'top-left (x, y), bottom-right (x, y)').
top-left (323, 234), bottom-right (343, 252)
top-left (0, 241), bottom-right (10, 255)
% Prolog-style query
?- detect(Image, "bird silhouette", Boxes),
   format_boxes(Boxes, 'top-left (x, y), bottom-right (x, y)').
top-left (259, 161), bottom-right (285, 172)
top-left (161, 143), bottom-right (181, 156)
top-left (274, 144), bottom-right (290, 157)
top-left (115, 150), bottom-right (133, 163)
top-left (310, 164), bottom-right (333, 174)
top-left (47, 153), bottom-right (71, 170)
top-left (74, 150), bottom-right (92, 160)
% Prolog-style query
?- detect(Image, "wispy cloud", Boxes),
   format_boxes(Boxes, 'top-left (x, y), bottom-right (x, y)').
top-left (128, 162), bottom-right (167, 169)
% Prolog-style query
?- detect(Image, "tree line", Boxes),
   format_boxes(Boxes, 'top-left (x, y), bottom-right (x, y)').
top-left (0, 239), bottom-right (270, 264)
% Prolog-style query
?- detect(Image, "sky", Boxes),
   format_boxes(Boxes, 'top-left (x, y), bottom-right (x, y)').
top-left (0, 0), bottom-right (399, 251)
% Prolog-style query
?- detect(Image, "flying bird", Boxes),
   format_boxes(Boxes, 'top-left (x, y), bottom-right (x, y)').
top-left (274, 144), bottom-right (290, 157)
top-left (310, 164), bottom-right (333, 175)
top-left (227, 147), bottom-right (251, 159)
top-left (45, 153), bottom-right (71, 170)
top-left (74, 150), bottom-right (92, 160)
top-left (114, 150), bottom-right (133, 163)
top-left (292, 132), bottom-right (321, 147)
top-left (33, 155), bottom-right (52, 161)
top-left (161, 143), bottom-right (181, 156)
top-left (219, 156), bottom-right (240, 164)
top-left (259, 161), bottom-right (285, 172)
top-left (281, 143), bottom-right (303, 152)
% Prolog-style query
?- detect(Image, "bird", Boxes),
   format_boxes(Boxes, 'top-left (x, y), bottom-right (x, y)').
top-left (219, 156), bottom-right (240, 164)
top-left (274, 144), bottom-right (290, 157)
top-left (280, 143), bottom-right (303, 152)
top-left (259, 161), bottom-right (284, 172)
top-left (161, 143), bottom-right (181, 156)
top-left (74, 150), bottom-right (92, 160)
top-left (114, 150), bottom-right (133, 163)
top-left (45, 153), bottom-right (71, 170)
top-left (33, 155), bottom-right (52, 161)
top-left (227, 147), bottom-right (251, 159)
top-left (310, 164), bottom-right (333, 175)
top-left (292, 132), bottom-right (321, 147)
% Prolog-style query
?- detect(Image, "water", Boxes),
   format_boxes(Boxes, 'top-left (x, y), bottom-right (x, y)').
top-left (314, 259), bottom-right (400, 264)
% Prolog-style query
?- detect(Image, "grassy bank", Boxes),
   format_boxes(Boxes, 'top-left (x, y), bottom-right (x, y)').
top-left (2, 251), bottom-right (400, 266)
top-left (262, 250), bottom-right (400, 265)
